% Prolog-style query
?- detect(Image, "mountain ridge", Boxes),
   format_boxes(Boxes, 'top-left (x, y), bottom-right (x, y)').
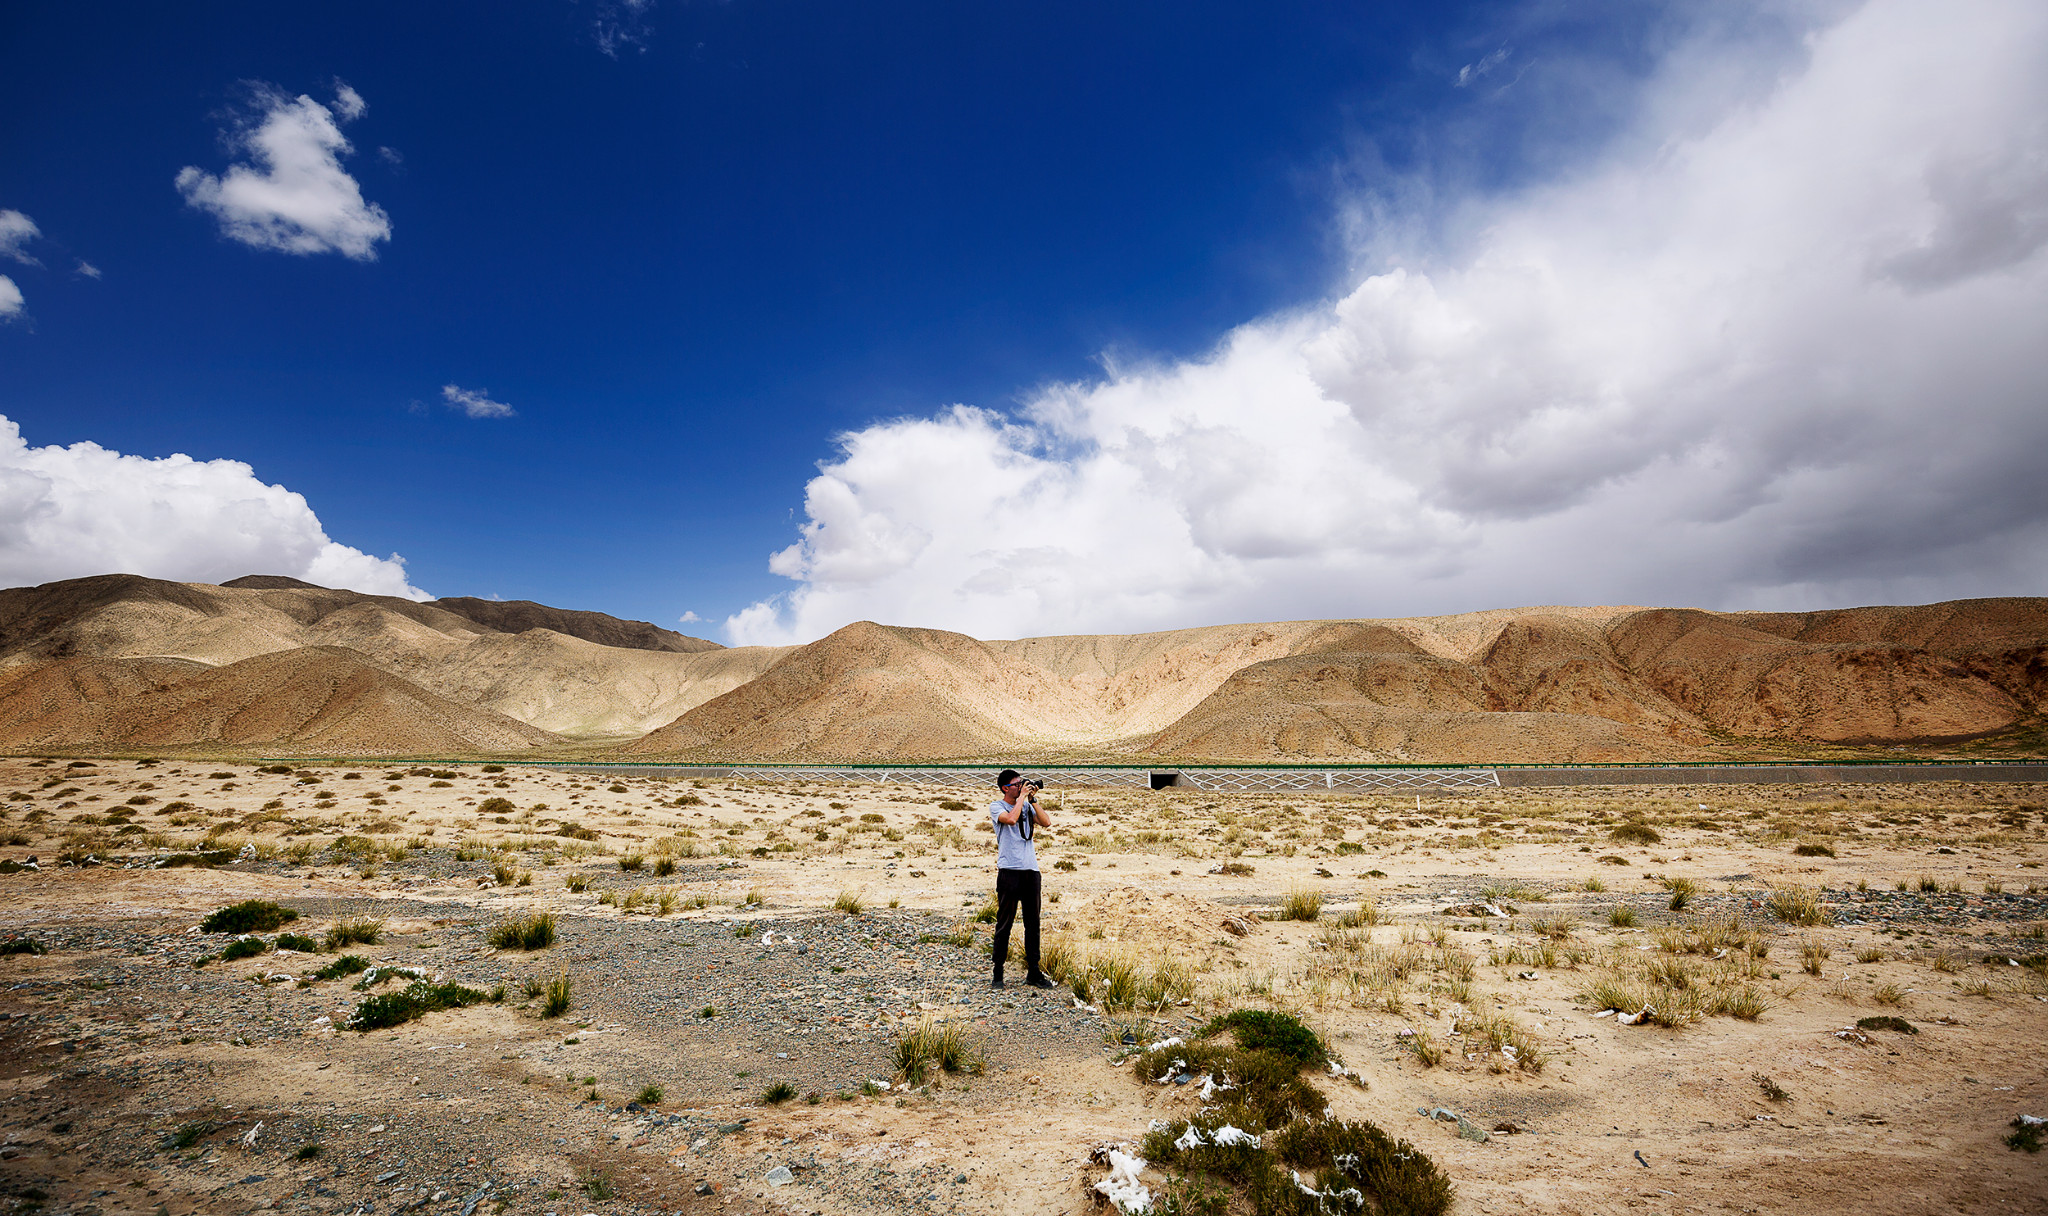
top-left (0, 573), bottom-right (2042, 760)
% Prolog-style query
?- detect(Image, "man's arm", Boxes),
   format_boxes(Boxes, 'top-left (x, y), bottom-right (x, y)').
top-left (995, 799), bottom-right (1023, 825)
top-left (1030, 797), bottom-right (1051, 828)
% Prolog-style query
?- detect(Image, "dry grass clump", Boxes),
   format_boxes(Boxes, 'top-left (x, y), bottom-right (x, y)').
top-left (833, 888), bottom-right (865, 914)
top-left (1609, 821), bottom-right (1662, 845)
top-left (324, 917), bottom-right (383, 950)
top-left (892, 1014), bottom-right (985, 1084)
top-left (1279, 885), bottom-right (1323, 922)
top-left (1662, 877), bottom-right (1697, 911)
top-left (1607, 905), bottom-right (1638, 928)
top-left (487, 912), bottom-right (556, 951)
top-left (1800, 940), bottom-right (1829, 976)
top-left (1766, 884), bottom-right (1828, 926)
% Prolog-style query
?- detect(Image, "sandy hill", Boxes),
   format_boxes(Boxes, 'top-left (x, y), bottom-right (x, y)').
top-left (628, 600), bottom-right (2048, 763)
top-left (0, 574), bottom-right (786, 749)
top-left (0, 573), bottom-right (2041, 761)
top-left (0, 648), bottom-right (558, 752)
top-left (427, 596), bottom-right (721, 654)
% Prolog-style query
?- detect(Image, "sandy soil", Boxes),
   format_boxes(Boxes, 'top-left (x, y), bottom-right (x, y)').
top-left (1, 758), bottom-right (2045, 1215)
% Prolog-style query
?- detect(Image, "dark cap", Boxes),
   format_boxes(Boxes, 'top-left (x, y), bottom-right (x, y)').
top-left (996, 768), bottom-right (1021, 787)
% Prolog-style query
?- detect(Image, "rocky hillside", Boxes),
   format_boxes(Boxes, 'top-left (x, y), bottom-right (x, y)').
top-left (0, 572), bottom-right (2041, 760)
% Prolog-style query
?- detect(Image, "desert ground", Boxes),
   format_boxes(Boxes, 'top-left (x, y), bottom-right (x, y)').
top-left (1, 758), bottom-right (2045, 1216)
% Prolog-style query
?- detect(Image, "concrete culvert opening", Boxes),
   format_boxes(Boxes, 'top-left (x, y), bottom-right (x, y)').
top-left (1148, 772), bottom-right (1182, 790)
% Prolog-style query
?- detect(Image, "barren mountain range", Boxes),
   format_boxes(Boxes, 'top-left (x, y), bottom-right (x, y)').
top-left (0, 573), bottom-right (2042, 761)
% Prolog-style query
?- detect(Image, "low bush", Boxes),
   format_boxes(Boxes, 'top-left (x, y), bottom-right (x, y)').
top-left (1792, 841), bottom-right (1836, 858)
top-left (220, 937), bottom-right (267, 962)
top-left (311, 955), bottom-right (370, 981)
top-left (349, 980), bottom-right (497, 1031)
top-left (1609, 822), bottom-right (1662, 845)
top-left (762, 1081), bottom-right (798, 1104)
top-left (0, 936), bottom-right (47, 956)
top-left (200, 900), bottom-right (298, 934)
top-left (1200, 1010), bottom-right (1326, 1065)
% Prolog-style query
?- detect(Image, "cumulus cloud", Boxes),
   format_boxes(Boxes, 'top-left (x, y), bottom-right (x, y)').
top-left (0, 210), bottom-right (41, 266)
top-left (441, 384), bottom-right (516, 419)
top-left (0, 276), bottom-right (21, 320)
top-left (729, 0), bottom-right (2048, 645)
top-left (0, 415), bottom-right (427, 599)
top-left (175, 83), bottom-right (392, 260)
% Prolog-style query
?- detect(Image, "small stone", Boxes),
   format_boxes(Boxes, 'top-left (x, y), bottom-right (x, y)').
top-left (954, 1174), bottom-right (969, 1184)
top-left (766, 1165), bottom-right (794, 1186)
top-left (695, 1182), bottom-right (715, 1196)
top-left (375, 1170), bottom-right (401, 1184)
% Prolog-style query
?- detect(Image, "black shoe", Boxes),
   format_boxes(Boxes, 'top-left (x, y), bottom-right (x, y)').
top-left (990, 977), bottom-right (1005, 989)
top-left (1025, 973), bottom-right (1056, 990)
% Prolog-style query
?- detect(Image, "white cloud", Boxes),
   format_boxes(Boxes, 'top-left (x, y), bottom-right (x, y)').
top-left (175, 84), bottom-right (392, 260)
top-left (0, 276), bottom-right (20, 320)
top-left (0, 210), bottom-right (40, 266)
top-left (74, 260), bottom-right (101, 280)
top-left (0, 414), bottom-right (427, 600)
top-left (593, 0), bottom-right (656, 57)
top-left (1455, 48), bottom-right (1510, 88)
top-left (440, 384), bottom-right (516, 419)
top-left (729, 0), bottom-right (2048, 645)
top-left (677, 610), bottom-right (702, 624)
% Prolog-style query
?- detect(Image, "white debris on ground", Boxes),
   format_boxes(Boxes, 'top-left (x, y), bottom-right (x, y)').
top-left (1093, 1147), bottom-right (1153, 1215)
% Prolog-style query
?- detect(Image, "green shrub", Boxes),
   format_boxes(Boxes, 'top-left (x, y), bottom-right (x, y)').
top-left (349, 980), bottom-right (496, 1031)
top-left (220, 937), bottom-right (267, 962)
top-left (1201, 1010), bottom-right (1326, 1065)
top-left (311, 955), bottom-right (371, 981)
top-left (274, 933), bottom-right (318, 953)
top-left (762, 1080), bottom-right (797, 1104)
top-left (0, 937), bottom-right (47, 956)
top-left (1855, 1015), bottom-right (1917, 1034)
top-left (488, 912), bottom-right (557, 951)
top-left (200, 900), bottom-right (299, 934)
top-left (478, 797), bottom-right (515, 815)
top-left (635, 1085), bottom-right (664, 1105)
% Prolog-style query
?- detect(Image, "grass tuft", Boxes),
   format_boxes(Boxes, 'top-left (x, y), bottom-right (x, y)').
top-left (323, 917), bottom-right (383, 950)
top-left (893, 1014), bottom-right (986, 1084)
top-left (540, 971), bottom-right (573, 1018)
top-left (1766, 885), bottom-right (1828, 926)
top-left (762, 1080), bottom-right (798, 1104)
top-left (487, 912), bottom-right (557, 951)
top-left (1279, 885), bottom-right (1324, 922)
top-left (833, 888), bottom-right (865, 915)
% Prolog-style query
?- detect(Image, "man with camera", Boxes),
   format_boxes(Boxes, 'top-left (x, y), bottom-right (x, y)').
top-left (989, 768), bottom-right (1055, 990)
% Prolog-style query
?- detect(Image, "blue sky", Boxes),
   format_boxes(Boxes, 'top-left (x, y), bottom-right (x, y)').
top-left (4, 2), bottom-right (2046, 644)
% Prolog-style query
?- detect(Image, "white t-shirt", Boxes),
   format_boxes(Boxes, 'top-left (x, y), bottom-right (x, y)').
top-left (988, 796), bottom-right (1039, 871)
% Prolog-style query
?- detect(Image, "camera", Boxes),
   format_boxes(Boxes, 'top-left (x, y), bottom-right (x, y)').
top-left (1024, 778), bottom-right (1045, 791)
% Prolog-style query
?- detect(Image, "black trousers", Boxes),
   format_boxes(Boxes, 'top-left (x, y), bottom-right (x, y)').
top-left (992, 867), bottom-right (1041, 980)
